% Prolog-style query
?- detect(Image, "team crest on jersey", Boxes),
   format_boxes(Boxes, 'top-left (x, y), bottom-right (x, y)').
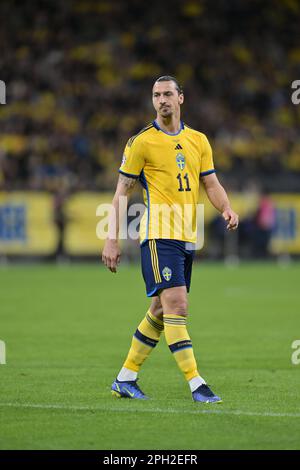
top-left (176, 153), bottom-right (185, 171)
top-left (121, 155), bottom-right (126, 166)
top-left (162, 266), bottom-right (172, 281)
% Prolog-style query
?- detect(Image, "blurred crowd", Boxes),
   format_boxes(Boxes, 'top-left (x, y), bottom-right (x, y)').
top-left (209, 190), bottom-right (276, 260)
top-left (0, 0), bottom-right (300, 193)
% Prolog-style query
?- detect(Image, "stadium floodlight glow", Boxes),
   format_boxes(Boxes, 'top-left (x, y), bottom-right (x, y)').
top-left (0, 340), bottom-right (6, 364)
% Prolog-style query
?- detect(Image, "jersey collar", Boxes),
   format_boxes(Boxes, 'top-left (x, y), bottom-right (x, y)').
top-left (153, 119), bottom-right (184, 136)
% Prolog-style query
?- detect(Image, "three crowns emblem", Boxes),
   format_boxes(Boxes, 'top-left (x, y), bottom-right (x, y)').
top-left (176, 153), bottom-right (185, 171)
top-left (162, 267), bottom-right (172, 281)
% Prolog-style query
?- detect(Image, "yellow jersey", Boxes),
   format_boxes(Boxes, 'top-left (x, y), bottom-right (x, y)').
top-left (119, 120), bottom-right (215, 243)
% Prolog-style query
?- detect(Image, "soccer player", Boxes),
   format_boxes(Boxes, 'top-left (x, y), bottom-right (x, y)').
top-left (102, 76), bottom-right (238, 403)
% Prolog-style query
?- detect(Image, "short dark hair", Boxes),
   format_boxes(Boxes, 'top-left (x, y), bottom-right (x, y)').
top-left (154, 75), bottom-right (183, 94)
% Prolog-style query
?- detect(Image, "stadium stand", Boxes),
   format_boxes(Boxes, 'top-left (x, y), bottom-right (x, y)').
top-left (0, 0), bottom-right (299, 193)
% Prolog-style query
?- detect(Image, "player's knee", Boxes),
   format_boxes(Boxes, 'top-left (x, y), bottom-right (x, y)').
top-left (172, 303), bottom-right (188, 317)
top-left (163, 294), bottom-right (188, 316)
top-left (149, 297), bottom-right (163, 319)
top-left (160, 286), bottom-right (188, 316)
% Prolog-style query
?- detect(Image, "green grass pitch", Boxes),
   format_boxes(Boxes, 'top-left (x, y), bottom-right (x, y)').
top-left (0, 262), bottom-right (300, 450)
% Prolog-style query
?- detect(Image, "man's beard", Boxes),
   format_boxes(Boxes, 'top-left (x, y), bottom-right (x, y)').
top-left (160, 107), bottom-right (172, 117)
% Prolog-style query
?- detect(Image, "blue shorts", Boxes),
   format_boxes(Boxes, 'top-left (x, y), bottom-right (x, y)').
top-left (140, 239), bottom-right (195, 297)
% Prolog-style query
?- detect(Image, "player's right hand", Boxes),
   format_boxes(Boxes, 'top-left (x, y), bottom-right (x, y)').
top-left (101, 239), bottom-right (121, 273)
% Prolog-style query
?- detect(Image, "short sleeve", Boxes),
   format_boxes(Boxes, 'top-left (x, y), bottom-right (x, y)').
top-left (119, 136), bottom-right (145, 178)
top-left (200, 134), bottom-right (215, 177)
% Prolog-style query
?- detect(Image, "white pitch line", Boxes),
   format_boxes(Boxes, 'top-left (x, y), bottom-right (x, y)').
top-left (0, 402), bottom-right (299, 418)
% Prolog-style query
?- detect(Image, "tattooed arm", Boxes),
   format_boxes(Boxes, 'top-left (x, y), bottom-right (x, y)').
top-left (118, 173), bottom-right (137, 191)
top-left (102, 174), bottom-right (137, 273)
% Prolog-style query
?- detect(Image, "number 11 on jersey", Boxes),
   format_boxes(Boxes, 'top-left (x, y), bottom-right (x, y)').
top-left (177, 173), bottom-right (191, 192)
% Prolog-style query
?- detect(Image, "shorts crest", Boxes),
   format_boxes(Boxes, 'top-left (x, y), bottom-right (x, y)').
top-left (162, 266), bottom-right (172, 281)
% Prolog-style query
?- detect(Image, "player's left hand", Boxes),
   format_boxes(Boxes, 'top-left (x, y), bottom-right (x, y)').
top-left (222, 208), bottom-right (239, 230)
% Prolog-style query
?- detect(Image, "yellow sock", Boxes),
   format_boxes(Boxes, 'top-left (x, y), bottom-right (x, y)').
top-left (163, 314), bottom-right (199, 381)
top-left (123, 311), bottom-right (164, 372)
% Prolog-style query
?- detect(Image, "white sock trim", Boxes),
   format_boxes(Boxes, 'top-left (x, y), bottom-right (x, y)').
top-left (117, 367), bottom-right (138, 382)
top-left (189, 376), bottom-right (206, 392)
